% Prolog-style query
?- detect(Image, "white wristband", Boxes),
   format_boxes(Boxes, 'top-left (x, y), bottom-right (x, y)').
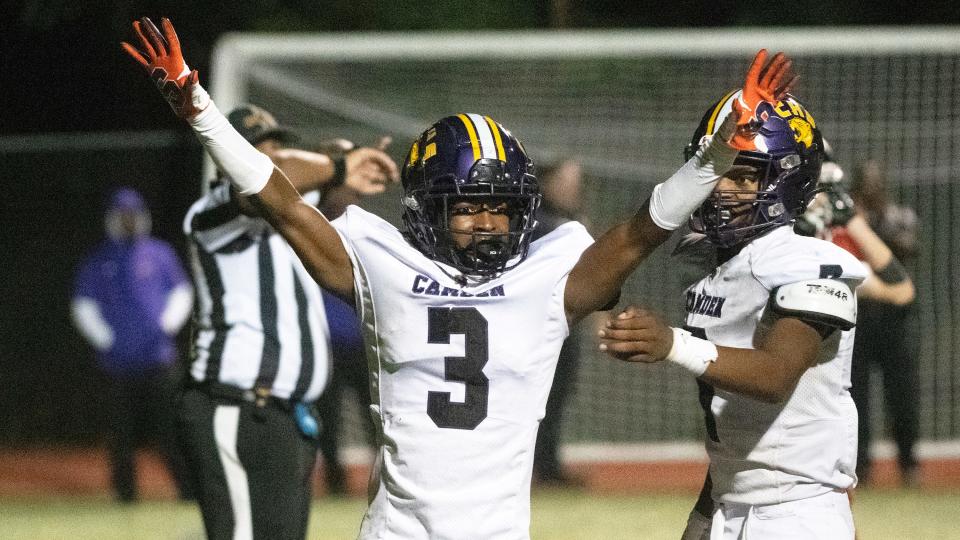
top-left (648, 134), bottom-right (738, 230)
top-left (666, 327), bottom-right (718, 376)
top-left (188, 101), bottom-right (275, 196)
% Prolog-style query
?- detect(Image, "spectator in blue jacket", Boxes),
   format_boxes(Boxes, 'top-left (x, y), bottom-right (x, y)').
top-left (72, 187), bottom-right (194, 502)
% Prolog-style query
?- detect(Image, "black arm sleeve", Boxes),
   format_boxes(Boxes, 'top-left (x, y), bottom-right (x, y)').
top-left (874, 257), bottom-right (908, 284)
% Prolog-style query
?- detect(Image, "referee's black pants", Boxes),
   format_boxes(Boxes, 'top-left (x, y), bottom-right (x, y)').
top-left (178, 387), bottom-right (317, 540)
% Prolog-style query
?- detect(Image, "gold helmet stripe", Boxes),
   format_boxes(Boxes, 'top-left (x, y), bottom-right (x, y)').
top-left (483, 116), bottom-right (506, 161)
top-left (456, 113), bottom-right (482, 161)
top-left (706, 89), bottom-right (739, 136)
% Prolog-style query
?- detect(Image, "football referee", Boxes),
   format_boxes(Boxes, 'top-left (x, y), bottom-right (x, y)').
top-left (177, 105), bottom-right (397, 540)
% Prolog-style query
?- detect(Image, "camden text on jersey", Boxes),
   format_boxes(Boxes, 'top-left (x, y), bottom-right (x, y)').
top-left (411, 274), bottom-right (506, 297)
top-left (686, 290), bottom-right (726, 318)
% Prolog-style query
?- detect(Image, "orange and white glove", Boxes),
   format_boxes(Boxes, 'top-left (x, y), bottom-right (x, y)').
top-left (121, 17), bottom-right (209, 119)
top-left (122, 17), bottom-right (273, 195)
top-left (719, 49), bottom-right (796, 150)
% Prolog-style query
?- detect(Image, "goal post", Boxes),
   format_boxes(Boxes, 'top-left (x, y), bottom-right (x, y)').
top-left (208, 27), bottom-right (960, 455)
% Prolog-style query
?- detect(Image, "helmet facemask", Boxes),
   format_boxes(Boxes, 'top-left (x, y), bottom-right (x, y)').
top-left (691, 151), bottom-right (818, 248)
top-left (402, 142), bottom-right (541, 280)
top-left (428, 191), bottom-right (539, 277)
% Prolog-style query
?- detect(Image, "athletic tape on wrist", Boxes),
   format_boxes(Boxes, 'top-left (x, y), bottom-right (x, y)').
top-left (666, 327), bottom-right (718, 376)
top-left (648, 135), bottom-right (738, 230)
top-left (189, 101), bottom-right (275, 196)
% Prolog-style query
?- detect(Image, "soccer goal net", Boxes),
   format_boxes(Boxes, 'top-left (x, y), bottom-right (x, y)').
top-left (210, 28), bottom-right (960, 456)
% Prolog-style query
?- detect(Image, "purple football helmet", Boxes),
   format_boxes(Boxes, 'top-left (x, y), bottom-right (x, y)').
top-left (685, 91), bottom-right (824, 248)
top-left (401, 114), bottom-right (540, 278)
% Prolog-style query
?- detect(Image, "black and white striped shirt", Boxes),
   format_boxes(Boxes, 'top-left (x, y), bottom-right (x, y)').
top-left (182, 184), bottom-right (331, 403)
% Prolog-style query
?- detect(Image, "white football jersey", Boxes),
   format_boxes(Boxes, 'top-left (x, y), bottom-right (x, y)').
top-left (331, 206), bottom-right (594, 540)
top-left (683, 226), bottom-right (867, 506)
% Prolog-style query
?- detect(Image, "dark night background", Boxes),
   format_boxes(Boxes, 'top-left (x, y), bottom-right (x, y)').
top-left (2, 1), bottom-right (958, 445)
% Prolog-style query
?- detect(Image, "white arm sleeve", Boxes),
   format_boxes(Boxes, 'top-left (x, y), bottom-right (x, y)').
top-left (71, 297), bottom-right (114, 351)
top-left (160, 283), bottom-right (195, 335)
top-left (187, 101), bottom-right (276, 195)
top-left (648, 134), bottom-right (738, 230)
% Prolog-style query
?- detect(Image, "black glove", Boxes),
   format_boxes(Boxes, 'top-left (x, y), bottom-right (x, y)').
top-left (826, 183), bottom-right (856, 226)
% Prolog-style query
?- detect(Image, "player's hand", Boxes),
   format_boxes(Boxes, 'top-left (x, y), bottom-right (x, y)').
top-left (719, 49), bottom-right (796, 150)
top-left (825, 183), bottom-right (857, 226)
top-left (121, 17), bottom-right (209, 119)
top-left (795, 193), bottom-right (830, 238)
top-left (343, 143), bottom-right (400, 196)
top-left (598, 306), bottom-right (674, 363)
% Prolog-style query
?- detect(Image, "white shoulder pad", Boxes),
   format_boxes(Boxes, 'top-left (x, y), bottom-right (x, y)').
top-left (771, 279), bottom-right (857, 330)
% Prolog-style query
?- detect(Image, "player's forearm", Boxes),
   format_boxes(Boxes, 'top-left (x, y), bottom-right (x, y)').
top-left (858, 272), bottom-right (915, 305)
top-left (648, 124), bottom-right (739, 231)
top-left (701, 347), bottom-right (801, 403)
top-left (187, 101), bottom-right (352, 294)
top-left (189, 102), bottom-right (276, 196)
top-left (268, 148), bottom-right (340, 194)
top-left (844, 215), bottom-right (893, 271)
top-left (565, 202), bottom-right (669, 321)
top-left (249, 180), bottom-right (356, 300)
top-left (701, 319), bottom-right (820, 404)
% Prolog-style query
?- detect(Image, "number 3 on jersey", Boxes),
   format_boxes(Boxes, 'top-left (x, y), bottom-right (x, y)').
top-left (427, 307), bottom-right (489, 429)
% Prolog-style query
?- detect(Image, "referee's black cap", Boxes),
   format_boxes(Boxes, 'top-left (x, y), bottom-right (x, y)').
top-left (227, 104), bottom-right (299, 146)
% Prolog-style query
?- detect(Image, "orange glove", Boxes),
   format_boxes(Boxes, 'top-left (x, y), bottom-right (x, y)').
top-left (121, 17), bottom-right (209, 119)
top-left (726, 49), bottom-right (796, 150)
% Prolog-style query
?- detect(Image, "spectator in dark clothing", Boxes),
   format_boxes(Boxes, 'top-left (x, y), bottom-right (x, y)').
top-left (849, 160), bottom-right (920, 487)
top-left (798, 154), bottom-right (919, 488)
top-left (72, 187), bottom-right (194, 502)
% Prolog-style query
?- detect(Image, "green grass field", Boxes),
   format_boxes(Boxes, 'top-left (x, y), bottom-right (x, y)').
top-left (2, 490), bottom-right (959, 539)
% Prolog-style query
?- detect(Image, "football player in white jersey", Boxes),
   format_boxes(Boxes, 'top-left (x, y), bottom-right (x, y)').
top-left (123, 16), bottom-right (794, 540)
top-left (600, 93), bottom-right (868, 540)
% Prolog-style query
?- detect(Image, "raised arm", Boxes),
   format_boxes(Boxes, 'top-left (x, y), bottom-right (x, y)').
top-left (842, 215), bottom-right (915, 305)
top-left (819, 182), bottom-right (915, 305)
top-left (266, 145), bottom-right (397, 196)
top-left (122, 17), bottom-right (397, 301)
top-left (233, 144), bottom-right (397, 220)
top-left (563, 50), bottom-right (795, 324)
